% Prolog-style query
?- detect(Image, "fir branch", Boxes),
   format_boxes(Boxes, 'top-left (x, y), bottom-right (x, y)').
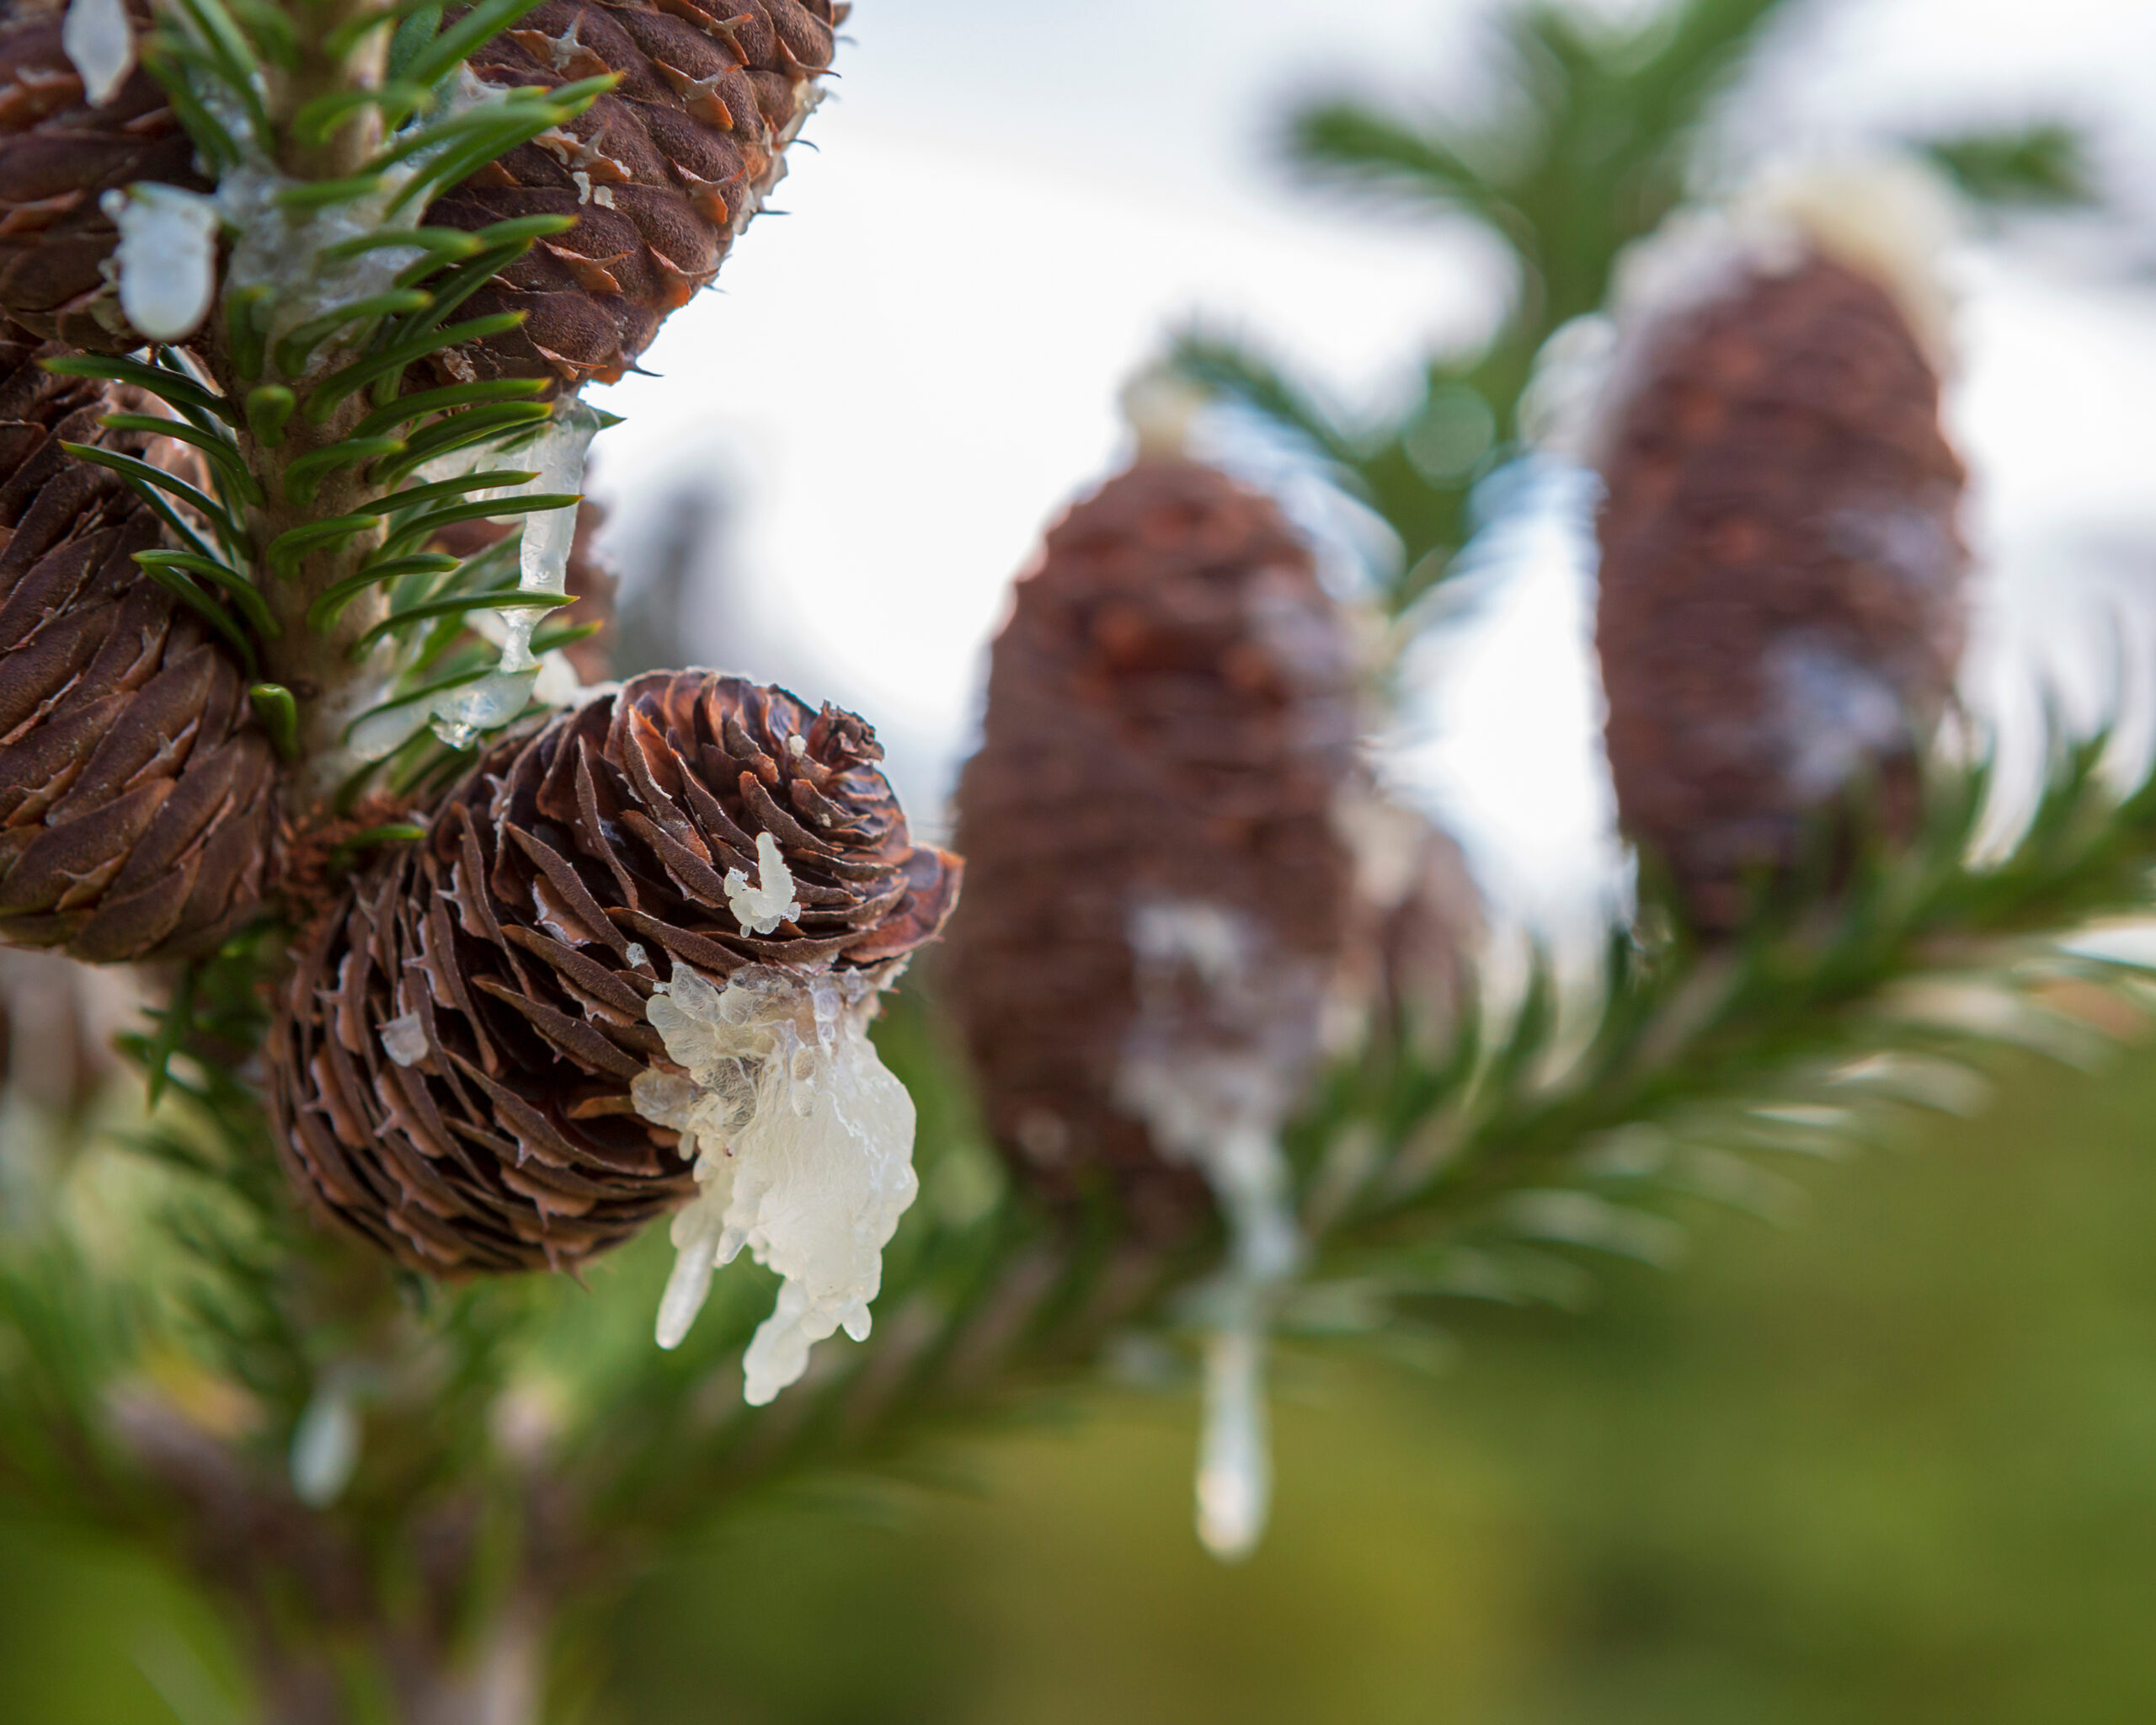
top-left (1176, 0), bottom-right (1795, 609)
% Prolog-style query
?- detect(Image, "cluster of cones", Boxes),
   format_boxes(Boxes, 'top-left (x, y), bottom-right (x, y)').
top-left (0, 0), bottom-right (1968, 1304)
top-left (0, 0), bottom-right (980, 1284)
top-left (945, 203), bottom-right (1967, 1221)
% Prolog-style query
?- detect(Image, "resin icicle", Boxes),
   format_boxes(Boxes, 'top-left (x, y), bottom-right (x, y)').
top-left (1197, 1294), bottom-right (1273, 1561)
top-left (632, 964), bottom-right (920, 1403)
top-left (1117, 899), bottom-right (1310, 1559)
top-left (61, 0), bottom-right (132, 105)
top-left (425, 400), bottom-right (600, 746)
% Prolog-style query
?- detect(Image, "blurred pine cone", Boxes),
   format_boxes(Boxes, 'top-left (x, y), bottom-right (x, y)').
top-left (430, 0), bottom-right (844, 387)
top-left (0, 321), bottom-right (274, 961)
top-left (944, 459), bottom-right (1370, 1235)
top-left (1593, 250), bottom-right (1967, 933)
top-left (1359, 806), bottom-right (1482, 1057)
top-left (0, 946), bottom-right (136, 1118)
top-left (270, 670), bottom-right (959, 1274)
top-left (0, 0), bottom-right (201, 350)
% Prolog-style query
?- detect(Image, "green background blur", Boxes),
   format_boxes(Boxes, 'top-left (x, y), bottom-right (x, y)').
top-left (10, 1037), bottom-right (2156, 1723)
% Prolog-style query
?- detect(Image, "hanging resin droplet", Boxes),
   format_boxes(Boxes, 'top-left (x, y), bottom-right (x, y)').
top-left (1196, 1295), bottom-right (1273, 1561)
top-left (61, 0), bottom-right (133, 105)
top-left (100, 184), bottom-right (218, 341)
top-left (634, 966), bottom-right (920, 1403)
top-left (289, 1381), bottom-right (361, 1509)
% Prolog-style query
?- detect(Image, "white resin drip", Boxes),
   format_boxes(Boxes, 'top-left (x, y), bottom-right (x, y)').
top-left (420, 401), bottom-right (599, 745)
top-left (62, 0), bottom-right (133, 105)
top-left (344, 695), bottom-right (434, 763)
top-left (1119, 365), bottom-right (1205, 461)
top-left (725, 831), bottom-right (803, 935)
top-left (423, 400), bottom-right (599, 746)
top-left (1196, 1295), bottom-right (1271, 1562)
top-left (1766, 635), bottom-right (1907, 800)
top-left (101, 185), bottom-right (219, 341)
top-left (425, 666), bottom-right (540, 750)
top-left (290, 1382), bottom-right (360, 1509)
top-left (216, 68), bottom-right (506, 355)
top-left (631, 964), bottom-right (919, 1405)
top-left (379, 1012), bottom-right (428, 1068)
top-left (508, 402), bottom-right (603, 665)
top-left (1118, 897), bottom-right (1310, 1560)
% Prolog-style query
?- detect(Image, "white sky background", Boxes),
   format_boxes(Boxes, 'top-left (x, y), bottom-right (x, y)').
top-left (586, 0), bottom-right (2156, 929)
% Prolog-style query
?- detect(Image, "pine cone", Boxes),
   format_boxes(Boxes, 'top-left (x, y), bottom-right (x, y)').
top-left (944, 459), bottom-right (1369, 1235)
top-left (0, 322), bottom-right (274, 961)
top-left (1593, 250), bottom-right (1967, 932)
top-left (0, 1), bottom-right (200, 350)
top-left (0, 0), bottom-right (840, 385)
top-left (429, 0), bottom-right (843, 387)
top-left (270, 670), bottom-right (960, 1275)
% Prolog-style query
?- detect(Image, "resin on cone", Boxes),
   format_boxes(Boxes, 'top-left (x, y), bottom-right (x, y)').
top-left (1590, 180), bottom-right (1968, 933)
top-left (0, 0), bottom-right (204, 350)
top-left (0, 321), bottom-right (274, 961)
top-left (270, 671), bottom-right (959, 1280)
top-left (1358, 802), bottom-right (1482, 1059)
top-left (945, 458), bottom-right (1370, 1236)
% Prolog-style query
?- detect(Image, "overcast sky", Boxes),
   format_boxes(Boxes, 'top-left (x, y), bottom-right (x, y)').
top-left (586, 0), bottom-right (2156, 927)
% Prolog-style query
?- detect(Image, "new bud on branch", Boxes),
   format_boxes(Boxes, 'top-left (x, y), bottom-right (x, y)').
top-left (1590, 187), bottom-right (1969, 932)
top-left (271, 672), bottom-right (958, 1398)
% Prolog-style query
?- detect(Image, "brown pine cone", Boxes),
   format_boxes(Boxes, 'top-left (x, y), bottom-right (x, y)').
top-left (429, 0), bottom-right (844, 387)
top-left (270, 670), bottom-right (960, 1275)
top-left (0, 0), bottom-right (200, 350)
top-left (0, 0), bottom-right (840, 386)
top-left (1594, 250), bottom-right (1967, 933)
top-left (943, 458), bottom-right (1369, 1236)
top-left (0, 322), bottom-right (274, 961)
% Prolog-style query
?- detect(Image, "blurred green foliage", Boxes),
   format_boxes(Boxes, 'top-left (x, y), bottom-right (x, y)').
top-left (1920, 122), bottom-right (2096, 209)
top-left (13, 1034), bottom-right (2156, 1723)
top-left (1177, 0), bottom-right (1789, 609)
